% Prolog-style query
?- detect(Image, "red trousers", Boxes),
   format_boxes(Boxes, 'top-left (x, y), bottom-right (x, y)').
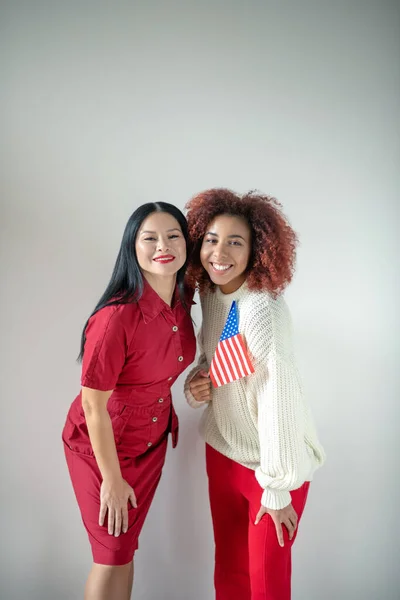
top-left (206, 444), bottom-right (310, 600)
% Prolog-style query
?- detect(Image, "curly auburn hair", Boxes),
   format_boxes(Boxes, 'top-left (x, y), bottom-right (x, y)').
top-left (185, 188), bottom-right (298, 296)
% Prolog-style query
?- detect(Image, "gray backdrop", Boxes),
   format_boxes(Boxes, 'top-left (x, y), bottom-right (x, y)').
top-left (1, 1), bottom-right (399, 599)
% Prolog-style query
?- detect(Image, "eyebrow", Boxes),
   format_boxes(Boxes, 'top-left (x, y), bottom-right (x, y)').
top-left (205, 231), bottom-right (247, 241)
top-left (140, 228), bottom-right (182, 234)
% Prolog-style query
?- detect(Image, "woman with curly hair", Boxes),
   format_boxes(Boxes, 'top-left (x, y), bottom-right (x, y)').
top-left (184, 189), bottom-right (325, 600)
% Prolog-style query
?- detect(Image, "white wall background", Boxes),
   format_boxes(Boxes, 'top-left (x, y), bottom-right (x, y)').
top-left (1, 1), bottom-right (399, 599)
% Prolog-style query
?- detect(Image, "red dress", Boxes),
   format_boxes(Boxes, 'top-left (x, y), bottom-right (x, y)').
top-left (62, 281), bottom-right (196, 565)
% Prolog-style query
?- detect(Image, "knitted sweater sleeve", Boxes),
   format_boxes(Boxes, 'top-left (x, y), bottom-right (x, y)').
top-left (249, 297), bottom-right (310, 510)
top-left (184, 325), bottom-right (210, 409)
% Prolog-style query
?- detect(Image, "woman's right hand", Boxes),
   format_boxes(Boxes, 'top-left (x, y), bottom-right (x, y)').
top-left (99, 477), bottom-right (137, 536)
top-left (189, 370), bottom-right (211, 402)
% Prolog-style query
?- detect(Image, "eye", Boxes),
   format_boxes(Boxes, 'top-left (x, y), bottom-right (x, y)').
top-left (205, 238), bottom-right (217, 244)
top-left (229, 240), bottom-right (242, 246)
top-left (168, 234), bottom-right (180, 239)
top-left (144, 237), bottom-right (156, 242)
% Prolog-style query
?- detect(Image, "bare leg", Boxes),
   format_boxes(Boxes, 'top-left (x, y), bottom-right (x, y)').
top-left (127, 561), bottom-right (134, 599)
top-left (84, 562), bottom-right (132, 600)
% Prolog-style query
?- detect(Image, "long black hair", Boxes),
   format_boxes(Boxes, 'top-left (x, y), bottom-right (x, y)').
top-left (78, 202), bottom-right (190, 361)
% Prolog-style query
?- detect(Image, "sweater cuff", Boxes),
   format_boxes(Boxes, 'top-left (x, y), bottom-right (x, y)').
top-left (184, 368), bottom-right (209, 409)
top-left (261, 488), bottom-right (291, 510)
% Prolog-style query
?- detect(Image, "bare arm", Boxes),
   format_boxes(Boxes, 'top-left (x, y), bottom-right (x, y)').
top-left (81, 387), bottom-right (122, 482)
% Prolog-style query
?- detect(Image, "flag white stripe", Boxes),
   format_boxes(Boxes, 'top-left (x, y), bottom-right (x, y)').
top-left (227, 337), bottom-right (246, 378)
top-left (223, 339), bottom-right (240, 380)
top-left (219, 342), bottom-right (235, 381)
top-left (216, 349), bottom-right (230, 384)
top-left (214, 350), bottom-right (228, 385)
top-left (223, 339), bottom-right (240, 379)
top-left (210, 360), bottom-right (222, 387)
top-left (233, 336), bottom-right (253, 375)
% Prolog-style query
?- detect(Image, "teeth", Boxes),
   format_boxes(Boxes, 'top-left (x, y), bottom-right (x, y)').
top-left (212, 263), bottom-right (231, 271)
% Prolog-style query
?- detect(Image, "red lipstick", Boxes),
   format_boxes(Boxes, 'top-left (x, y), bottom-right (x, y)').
top-left (153, 255), bottom-right (175, 264)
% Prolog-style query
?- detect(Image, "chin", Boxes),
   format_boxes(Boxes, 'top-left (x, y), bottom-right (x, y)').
top-left (208, 273), bottom-right (233, 286)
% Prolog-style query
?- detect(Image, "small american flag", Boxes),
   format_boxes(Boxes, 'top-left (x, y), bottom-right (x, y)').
top-left (209, 301), bottom-right (255, 388)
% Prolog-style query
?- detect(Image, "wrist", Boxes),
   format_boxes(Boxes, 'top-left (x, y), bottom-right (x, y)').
top-left (102, 470), bottom-right (123, 485)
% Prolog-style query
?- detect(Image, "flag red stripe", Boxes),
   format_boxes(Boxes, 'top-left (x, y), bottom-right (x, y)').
top-left (214, 347), bottom-right (229, 384)
top-left (230, 335), bottom-right (248, 374)
top-left (210, 358), bottom-right (222, 387)
top-left (216, 347), bottom-right (231, 383)
top-left (209, 361), bottom-right (221, 387)
top-left (221, 339), bottom-right (240, 379)
top-left (226, 337), bottom-right (246, 378)
top-left (234, 334), bottom-right (255, 375)
top-left (210, 351), bottom-right (225, 388)
top-left (210, 334), bottom-right (254, 388)
top-left (220, 341), bottom-right (236, 381)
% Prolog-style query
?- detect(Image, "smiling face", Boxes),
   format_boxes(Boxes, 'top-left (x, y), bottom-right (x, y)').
top-left (200, 214), bottom-right (252, 294)
top-left (135, 211), bottom-right (187, 281)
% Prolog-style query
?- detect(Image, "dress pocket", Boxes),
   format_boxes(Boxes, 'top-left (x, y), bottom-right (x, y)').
top-left (107, 401), bottom-right (133, 444)
top-left (116, 406), bottom-right (154, 456)
top-left (62, 402), bottom-right (133, 455)
top-left (62, 415), bottom-right (93, 456)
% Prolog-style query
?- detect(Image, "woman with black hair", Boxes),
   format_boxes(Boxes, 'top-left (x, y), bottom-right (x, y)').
top-left (62, 202), bottom-right (196, 600)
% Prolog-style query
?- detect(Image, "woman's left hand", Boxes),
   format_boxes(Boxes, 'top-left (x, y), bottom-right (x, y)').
top-left (254, 503), bottom-right (298, 547)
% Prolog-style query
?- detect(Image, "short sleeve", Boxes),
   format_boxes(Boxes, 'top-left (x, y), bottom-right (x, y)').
top-left (81, 305), bottom-right (127, 391)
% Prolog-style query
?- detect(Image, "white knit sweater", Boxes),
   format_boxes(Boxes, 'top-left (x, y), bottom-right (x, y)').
top-left (185, 282), bottom-right (325, 510)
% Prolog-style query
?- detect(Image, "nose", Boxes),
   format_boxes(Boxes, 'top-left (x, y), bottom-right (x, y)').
top-left (212, 243), bottom-right (228, 261)
top-left (156, 235), bottom-right (170, 252)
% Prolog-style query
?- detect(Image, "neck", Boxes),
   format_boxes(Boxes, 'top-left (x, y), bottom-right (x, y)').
top-left (142, 272), bottom-right (177, 306)
top-left (219, 274), bottom-right (247, 295)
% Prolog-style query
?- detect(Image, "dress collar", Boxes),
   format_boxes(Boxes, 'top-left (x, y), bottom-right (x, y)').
top-left (137, 279), bottom-right (184, 324)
